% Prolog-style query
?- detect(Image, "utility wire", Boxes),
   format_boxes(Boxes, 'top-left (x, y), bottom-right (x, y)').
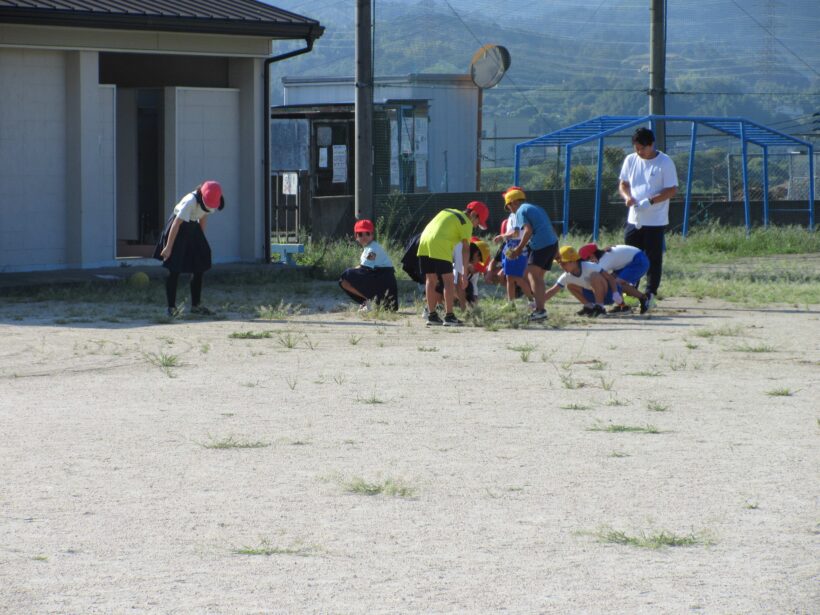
top-left (728, 0), bottom-right (820, 77)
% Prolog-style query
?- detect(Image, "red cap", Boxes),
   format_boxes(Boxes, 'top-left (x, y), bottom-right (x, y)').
top-left (200, 180), bottom-right (222, 209)
top-left (465, 201), bottom-right (489, 229)
top-left (578, 243), bottom-right (599, 260)
top-left (353, 219), bottom-right (375, 234)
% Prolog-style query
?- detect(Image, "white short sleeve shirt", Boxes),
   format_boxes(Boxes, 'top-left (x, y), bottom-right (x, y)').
top-left (619, 151), bottom-right (678, 226)
top-left (556, 261), bottom-right (603, 291)
top-left (173, 192), bottom-right (210, 223)
top-left (598, 245), bottom-right (641, 272)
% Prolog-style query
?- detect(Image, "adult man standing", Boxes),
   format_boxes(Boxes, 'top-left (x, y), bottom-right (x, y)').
top-left (503, 188), bottom-right (559, 321)
top-left (618, 127), bottom-right (678, 309)
top-left (416, 201), bottom-right (489, 326)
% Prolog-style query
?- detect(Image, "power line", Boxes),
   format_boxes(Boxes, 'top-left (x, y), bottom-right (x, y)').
top-left (727, 0), bottom-right (820, 77)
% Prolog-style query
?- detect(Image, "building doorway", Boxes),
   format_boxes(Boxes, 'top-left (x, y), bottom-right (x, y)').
top-left (116, 88), bottom-right (164, 258)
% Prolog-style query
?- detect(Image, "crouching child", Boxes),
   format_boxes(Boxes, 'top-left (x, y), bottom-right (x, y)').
top-left (543, 246), bottom-right (621, 317)
top-left (339, 219), bottom-right (399, 312)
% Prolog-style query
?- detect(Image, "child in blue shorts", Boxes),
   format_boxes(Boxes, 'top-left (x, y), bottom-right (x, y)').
top-left (494, 208), bottom-right (533, 303)
top-left (579, 243), bottom-right (651, 313)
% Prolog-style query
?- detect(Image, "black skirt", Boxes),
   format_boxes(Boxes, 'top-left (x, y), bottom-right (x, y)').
top-left (154, 215), bottom-right (212, 274)
top-left (339, 267), bottom-right (399, 310)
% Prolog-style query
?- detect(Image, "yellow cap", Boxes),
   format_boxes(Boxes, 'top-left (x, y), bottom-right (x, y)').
top-left (474, 239), bottom-right (490, 265)
top-left (557, 245), bottom-right (580, 262)
top-left (503, 189), bottom-right (526, 205)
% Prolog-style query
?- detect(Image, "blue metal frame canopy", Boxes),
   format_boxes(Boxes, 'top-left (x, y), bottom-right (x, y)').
top-left (513, 115), bottom-right (815, 238)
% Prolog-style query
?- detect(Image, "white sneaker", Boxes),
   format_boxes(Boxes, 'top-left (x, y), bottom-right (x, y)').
top-left (359, 302), bottom-right (370, 313)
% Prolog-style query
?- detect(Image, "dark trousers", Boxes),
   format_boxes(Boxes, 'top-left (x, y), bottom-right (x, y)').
top-left (624, 224), bottom-right (665, 295)
top-left (166, 272), bottom-right (203, 308)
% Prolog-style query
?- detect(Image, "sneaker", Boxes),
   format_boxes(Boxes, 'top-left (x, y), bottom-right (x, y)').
top-left (529, 309), bottom-right (548, 321)
top-left (608, 303), bottom-right (632, 314)
top-left (576, 305), bottom-right (594, 316)
top-left (358, 302), bottom-right (370, 313)
top-left (426, 312), bottom-right (444, 326)
top-left (422, 305), bottom-right (430, 319)
top-left (590, 304), bottom-right (606, 317)
top-left (443, 313), bottom-right (463, 327)
top-left (639, 295), bottom-right (650, 314)
top-left (191, 305), bottom-right (214, 315)
top-left (641, 293), bottom-right (655, 314)
top-left (166, 306), bottom-right (177, 318)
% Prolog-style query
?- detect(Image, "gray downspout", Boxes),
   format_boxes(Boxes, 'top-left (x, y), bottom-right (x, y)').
top-left (264, 36), bottom-right (316, 263)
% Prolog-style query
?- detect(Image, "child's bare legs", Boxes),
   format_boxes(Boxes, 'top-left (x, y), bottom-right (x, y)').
top-left (516, 275), bottom-right (533, 299)
top-left (589, 274), bottom-right (608, 304)
top-left (439, 272), bottom-right (456, 314)
top-left (505, 276), bottom-right (517, 300)
top-left (526, 265), bottom-right (546, 311)
top-left (340, 279), bottom-right (368, 303)
top-left (566, 284), bottom-right (589, 305)
top-left (425, 274), bottom-right (439, 314)
top-left (617, 278), bottom-right (647, 301)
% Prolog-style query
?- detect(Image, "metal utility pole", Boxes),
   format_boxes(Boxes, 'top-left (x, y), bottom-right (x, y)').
top-left (355, 0), bottom-right (374, 220)
top-left (649, 0), bottom-right (667, 151)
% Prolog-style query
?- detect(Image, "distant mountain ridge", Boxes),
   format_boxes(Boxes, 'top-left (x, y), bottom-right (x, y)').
top-left (268, 0), bottom-right (819, 136)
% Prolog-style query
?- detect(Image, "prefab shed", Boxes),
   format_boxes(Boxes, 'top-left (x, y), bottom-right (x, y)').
top-left (281, 74), bottom-right (480, 194)
top-left (0, 0), bottom-right (322, 272)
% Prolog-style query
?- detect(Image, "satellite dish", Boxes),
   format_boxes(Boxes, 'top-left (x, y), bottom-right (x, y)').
top-left (470, 44), bottom-right (511, 89)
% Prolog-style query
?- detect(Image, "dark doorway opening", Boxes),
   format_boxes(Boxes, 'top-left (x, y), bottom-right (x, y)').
top-left (136, 90), bottom-right (162, 245)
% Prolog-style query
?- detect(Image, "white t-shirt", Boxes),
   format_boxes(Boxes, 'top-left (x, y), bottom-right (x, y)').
top-left (506, 212), bottom-right (522, 240)
top-left (173, 192), bottom-right (211, 223)
top-left (452, 243), bottom-right (479, 298)
top-left (619, 151), bottom-right (678, 226)
top-left (556, 261), bottom-right (603, 291)
top-left (598, 245), bottom-right (641, 272)
top-left (360, 240), bottom-right (393, 269)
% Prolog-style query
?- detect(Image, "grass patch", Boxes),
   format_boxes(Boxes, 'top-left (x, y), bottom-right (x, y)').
top-left (144, 352), bottom-right (181, 377)
top-left (694, 324), bottom-right (746, 339)
top-left (341, 476), bottom-right (417, 498)
top-left (201, 435), bottom-right (270, 450)
top-left (766, 387), bottom-right (794, 397)
top-left (731, 343), bottom-right (775, 353)
top-left (256, 301), bottom-right (301, 320)
top-left (417, 346), bottom-right (438, 352)
top-left (560, 403), bottom-right (592, 411)
top-left (627, 368), bottom-right (662, 377)
top-left (276, 331), bottom-right (302, 349)
top-left (358, 391), bottom-right (385, 404)
top-left (594, 526), bottom-right (707, 549)
top-left (229, 330), bottom-right (272, 340)
top-left (646, 400), bottom-right (670, 412)
top-left (233, 539), bottom-right (316, 557)
top-left (587, 422), bottom-right (662, 434)
top-left (609, 451), bottom-right (630, 458)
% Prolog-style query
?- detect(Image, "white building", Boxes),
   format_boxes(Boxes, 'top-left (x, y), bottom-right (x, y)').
top-left (0, 1), bottom-right (322, 272)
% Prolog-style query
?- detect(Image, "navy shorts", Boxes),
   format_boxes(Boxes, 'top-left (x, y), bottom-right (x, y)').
top-left (528, 242), bottom-right (558, 271)
top-left (418, 256), bottom-right (453, 275)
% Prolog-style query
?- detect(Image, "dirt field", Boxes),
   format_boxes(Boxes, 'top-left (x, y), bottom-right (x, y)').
top-left (0, 295), bottom-right (817, 614)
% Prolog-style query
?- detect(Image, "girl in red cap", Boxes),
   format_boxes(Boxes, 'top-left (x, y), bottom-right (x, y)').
top-left (154, 180), bottom-right (224, 316)
top-left (339, 219), bottom-right (399, 312)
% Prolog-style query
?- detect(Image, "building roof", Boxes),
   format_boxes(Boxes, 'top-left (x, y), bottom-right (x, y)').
top-left (0, 0), bottom-right (323, 40)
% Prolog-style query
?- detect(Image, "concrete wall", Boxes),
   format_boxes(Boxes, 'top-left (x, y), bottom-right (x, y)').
top-left (0, 49), bottom-right (67, 270)
top-left (170, 87), bottom-right (241, 263)
top-left (116, 89), bottom-right (139, 241)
